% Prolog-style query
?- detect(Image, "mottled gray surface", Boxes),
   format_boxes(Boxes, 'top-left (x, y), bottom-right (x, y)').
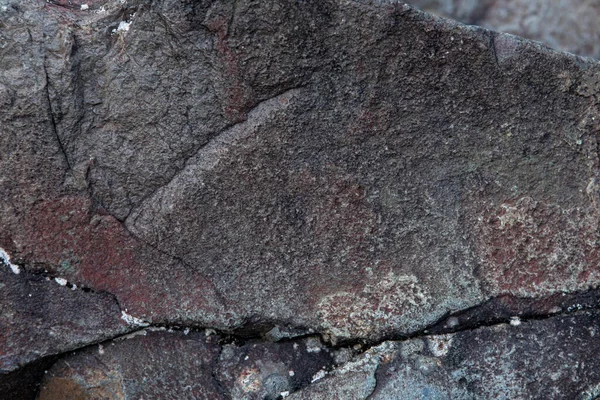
top-left (2, 0), bottom-right (600, 398)
top-left (284, 311), bottom-right (600, 400)
top-left (371, 311), bottom-right (600, 399)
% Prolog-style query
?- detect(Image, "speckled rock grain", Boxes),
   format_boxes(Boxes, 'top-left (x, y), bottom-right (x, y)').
top-left (2, 0), bottom-right (600, 397)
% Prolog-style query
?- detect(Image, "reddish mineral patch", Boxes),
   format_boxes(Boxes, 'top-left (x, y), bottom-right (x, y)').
top-left (8, 195), bottom-right (223, 323)
top-left (475, 197), bottom-right (600, 297)
top-left (204, 10), bottom-right (248, 122)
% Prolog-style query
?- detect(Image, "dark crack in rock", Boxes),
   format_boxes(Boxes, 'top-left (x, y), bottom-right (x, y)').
top-left (217, 336), bottom-right (335, 399)
top-left (371, 311), bottom-right (600, 399)
top-left (0, 265), bottom-right (127, 374)
top-left (0, 263), bottom-right (128, 399)
top-left (287, 311), bottom-right (600, 399)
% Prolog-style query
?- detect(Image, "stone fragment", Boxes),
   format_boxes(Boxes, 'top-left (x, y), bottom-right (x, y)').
top-left (288, 342), bottom-right (394, 399)
top-left (217, 336), bottom-right (335, 399)
top-left (0, 264), bottom-right (128, 399)
top-left (3, 0), bottom-right (600, 390)
top-left (37, 330), bottom-right (223, 400)
top-left (288, 311), bottom-right (600, 399)
top-left (0, 266), bottom-right (126, 374)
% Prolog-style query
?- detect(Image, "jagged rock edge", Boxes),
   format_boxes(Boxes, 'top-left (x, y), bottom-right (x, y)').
top-left (12, 304), bottom-right (600, 399)
top-left (5, 252), bottom-right (600, 378)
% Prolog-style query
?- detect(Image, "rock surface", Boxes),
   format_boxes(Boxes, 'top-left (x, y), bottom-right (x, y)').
top-left (37, 330), bottom-right (224, 399)
top-left (0, 260), bottom-right (127, 373)
top-left (407, 0), bottom-right (600, 59)
top-left (290, 310), bottom-right (600, 400)
top-left (35, 310), bottom-right (600, 399)
top-left (2, 0), bottom-right (600, 398)
top-left (37, 331), bottom-right (337, 400)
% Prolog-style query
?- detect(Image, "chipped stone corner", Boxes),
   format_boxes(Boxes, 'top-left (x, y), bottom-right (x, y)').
top-left (0, 247), bottom-right (20, 275)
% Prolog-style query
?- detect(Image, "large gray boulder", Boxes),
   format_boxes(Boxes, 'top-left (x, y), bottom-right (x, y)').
top-left (2, 0), bottom-right (600, 397)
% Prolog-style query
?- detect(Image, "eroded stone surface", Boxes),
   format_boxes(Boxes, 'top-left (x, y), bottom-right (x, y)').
top-left (217, 336), bottom-right (335, 399)
top-left (0, 265), bottom-right (127, 374)
top-left (123, 0), bottom-right (600, 342)
top-left (37, 330), bottom-right (223, 400)
top-left (371, 311), bottom-right (600, 399)
top-left (285, 311), bottom-right (600, 399)
top-left (37, 331), bottom-right (343, 400)
top-left (287, 342), bottom-right (390, 400)
top-left (3, 1), bottom-right (600, 393)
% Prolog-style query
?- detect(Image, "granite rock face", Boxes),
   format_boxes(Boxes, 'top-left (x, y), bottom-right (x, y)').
top-left (408, 0), bottom-right (600, 59)
top-left (2, 0), bottom-right (600, 398)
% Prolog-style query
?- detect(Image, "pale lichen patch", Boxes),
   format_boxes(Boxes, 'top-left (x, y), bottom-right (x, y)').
top-left (310, 369), bottom-right (327, 383)
top-left (54, 277), bottom-right (68, 286)
top-left (427, 334), bottom-right (454, 357)
top-left (116, 21), bottom-right (131, 32)
top-left (316, 272), bottom-right (430, 341)
top-left (120, 311), bottom-right (150, 327)
top-left (305, 337), bottom-right (323, 353)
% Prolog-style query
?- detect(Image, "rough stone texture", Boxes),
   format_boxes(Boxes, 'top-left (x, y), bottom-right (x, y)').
top-left (3, 0), bottom-right (600, 397)
top-left (407, 0), bottom-right (600, 59)
top-left (285, 311), bottom-right (600, 399)
top-left (0, 264), bottom-right (127, 373)
top-left (0, 264), bottom-right (128, 400)
top-left (370, 311), bottom-right (600, 399)
top-left (32, 311), bottom-right (600, 399)
top-left (287, 343), bottom-right (385, 400)
top-left (120, 0), bottom-right (600, 342)
top-left (37, 331), bottom-right (339, 400)
top-left (217, 336), bottom-right (335, 399)
top-left (37, 330), bottom-right (224, 399)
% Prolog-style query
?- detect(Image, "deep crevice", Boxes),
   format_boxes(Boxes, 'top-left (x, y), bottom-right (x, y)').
top-left (6, 251), bottom-right (600, 398)
top-left (211, 345), bottom-right (230, 399)
top-left (7, 251), bottom-right (600, 353)
top-left (42, 63), bottom-right (72, 171)
top-left (6, 263), bottom-right (600, 400)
